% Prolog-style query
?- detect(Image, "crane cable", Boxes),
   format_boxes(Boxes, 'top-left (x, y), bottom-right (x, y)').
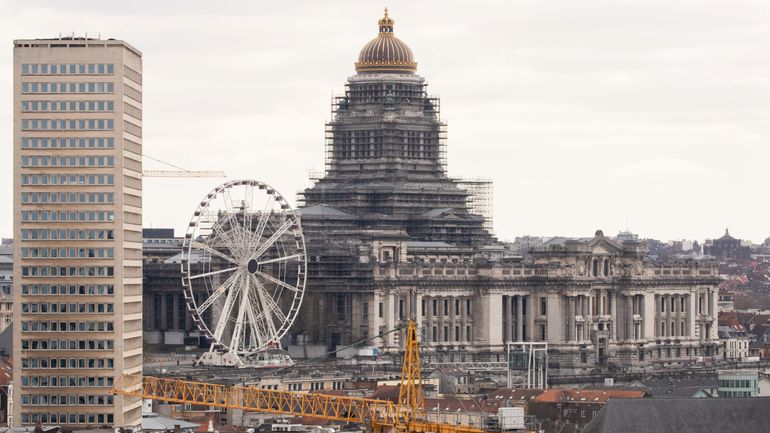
top-left (142, 153), bottom-right (191, 172)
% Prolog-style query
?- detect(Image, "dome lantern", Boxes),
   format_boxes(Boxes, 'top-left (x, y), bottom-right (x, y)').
top-left (378, 7), bottom-right (394, 33)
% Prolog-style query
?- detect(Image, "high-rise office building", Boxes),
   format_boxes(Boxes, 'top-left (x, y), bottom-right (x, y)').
top-left (12, 37), bottom-right (143, 428)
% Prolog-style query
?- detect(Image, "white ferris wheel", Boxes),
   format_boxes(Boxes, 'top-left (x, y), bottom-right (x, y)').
top-left (181, 180), bottom-right (306, 367)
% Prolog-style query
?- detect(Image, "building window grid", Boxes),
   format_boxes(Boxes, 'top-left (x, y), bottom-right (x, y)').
top-left (20, 302), bottom-right (114, 314)
top-left (21, 137), bottom-right (114, 149)
top-left (20, 339), bottom-right (115, 352)
top-left (21, 155), bottom-right (115, 168)
top-left (21, 321), bottom-right (114, 333)
top-left (20, 412), bottom-right (114, 425)
top-left (21, 100), bottom-right (115, 112)
top-left (20, 81), bottom-right (115, 94)
top-left (21, 174), bottom-right (115, 186)
top-left (21, 63), bottom-right (115, 75)
top-left (21, 210), bottom-right (114, 223)
top-left (21, 118), bottom-right (115, 131)
top-left (21, 247), bottom-right (114, 260)
top-left (21, 192), bottom-right (115, 205)
top-left (21, 284), bottom-right (114, 296)
top-left (21, 266), bottom-right (114, 278)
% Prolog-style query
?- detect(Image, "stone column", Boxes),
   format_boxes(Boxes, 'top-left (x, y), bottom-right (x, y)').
top-left (547, 294), bottom-right (562, 343)
top-left (611, 291), bottom-right (618, 340)
top-left (526, 295), bottom-right (535, 341)
top-left (450, 296), bottom-right (458, 342)
top-left (599, 290), bottom-right (604, 316)
top-left (565, 296), bottom-right (577, 342)
top-left (370, 292), bottom-right (381, 346)
top-left (687, 292), bottom-right (696, 338)
top-left (643, 292), bottom-right (654, 340)
top-left (477, 292), bottom-right (503, 349)
top-left (415, 292), bottom-right (423, 321)
top-left (385, 291), bottom-right (395, 348)
top-left (627, 295), bottom-right (634, 340)
top-left (516, 295), bottom-right (524, 341)
top-left (502, 295), bottom-right (510, 342)
top-left (159, 294), bottom-right (168, 331)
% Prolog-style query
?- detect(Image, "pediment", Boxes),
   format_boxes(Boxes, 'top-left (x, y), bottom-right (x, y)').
top-left (590, 238), bottom-right (624, 255)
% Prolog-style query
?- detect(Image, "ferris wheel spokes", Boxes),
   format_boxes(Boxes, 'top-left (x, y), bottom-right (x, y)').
top-left (182, 179), bottom-right (306, 368)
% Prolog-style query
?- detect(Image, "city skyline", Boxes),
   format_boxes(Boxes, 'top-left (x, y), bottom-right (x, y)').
top-left (1, 0), bottom-right (768, 243)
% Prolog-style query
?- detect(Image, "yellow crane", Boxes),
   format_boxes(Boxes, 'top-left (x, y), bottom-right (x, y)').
top-left (113, 320), bottom-right (486, 433)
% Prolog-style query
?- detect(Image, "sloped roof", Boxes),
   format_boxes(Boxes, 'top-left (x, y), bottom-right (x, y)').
top-left (142, 414), bottom-right (200, 431)
top-left (560, 389), bottom-right (647, 403)
top-left (0, 322), bottom-right (12, 356)
top-left (419, 208), bottom-right (455, 218)
top-left (405, 241), bottom-right (454, 249)
top-left (298, 205), bottom-right (352, 217)
top-left (582, 397), bottom-right (770, 433)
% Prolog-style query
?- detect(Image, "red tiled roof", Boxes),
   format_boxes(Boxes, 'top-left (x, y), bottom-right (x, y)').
top-left (372, 385), bottom-right (400, 402)
top-left (561, 389), bottom-right (646, 403)
top-left (0, 357), bottom-right (12, 386)
top-left (534, 389), bottom-right (566, 402)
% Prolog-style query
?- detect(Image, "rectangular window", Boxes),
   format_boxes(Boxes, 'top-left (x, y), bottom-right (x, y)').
top-left (336, 295), bottom-right (345, 321)
top-left (378, 302), bottom-right (383, 319)
top-left (540, 298), bottom-right (547, 316)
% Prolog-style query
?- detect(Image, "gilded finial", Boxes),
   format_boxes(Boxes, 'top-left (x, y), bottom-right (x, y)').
top-left (378, 7), bottom-right (395, 32)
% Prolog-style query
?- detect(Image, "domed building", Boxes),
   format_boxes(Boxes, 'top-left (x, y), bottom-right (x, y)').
top-left (293, 10), bottom-right (722, 374)
top-left (704, 229), bottom-right (751, 260)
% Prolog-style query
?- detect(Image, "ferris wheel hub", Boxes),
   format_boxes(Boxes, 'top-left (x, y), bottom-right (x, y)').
top-left (246, 258), bottom-right (259, 274)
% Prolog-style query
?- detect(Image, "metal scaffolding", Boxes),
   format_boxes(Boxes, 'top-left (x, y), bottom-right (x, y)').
top-left (455, 178), bottom-right (494, 232)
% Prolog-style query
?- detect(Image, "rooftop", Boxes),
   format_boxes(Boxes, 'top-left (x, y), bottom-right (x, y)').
top-left (583, 397), bottom-right (770, 433)
top-left (13, 37), bottom-right (141, 56)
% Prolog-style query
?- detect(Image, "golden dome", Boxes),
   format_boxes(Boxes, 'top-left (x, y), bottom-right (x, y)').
top-left (355, 8), bottom-right (417, 74)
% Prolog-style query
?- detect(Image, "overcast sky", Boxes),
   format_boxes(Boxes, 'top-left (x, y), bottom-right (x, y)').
top-left (1, 0), bottom-right (768, 243)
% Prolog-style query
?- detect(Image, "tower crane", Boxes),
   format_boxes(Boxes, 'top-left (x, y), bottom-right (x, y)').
top-left (113, 320), bottom-right (486, 433)
top-left (141, 154), bottom-right (226, 178)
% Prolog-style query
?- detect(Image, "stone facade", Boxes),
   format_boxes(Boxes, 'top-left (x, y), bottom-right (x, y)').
top-left (364, 231), bottom-right (721, 373)
top-left (292, 12), bottom-right (722, 373)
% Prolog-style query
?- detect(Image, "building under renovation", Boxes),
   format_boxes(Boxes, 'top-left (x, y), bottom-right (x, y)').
top-left (292, 10), bottom-right (723, 373)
